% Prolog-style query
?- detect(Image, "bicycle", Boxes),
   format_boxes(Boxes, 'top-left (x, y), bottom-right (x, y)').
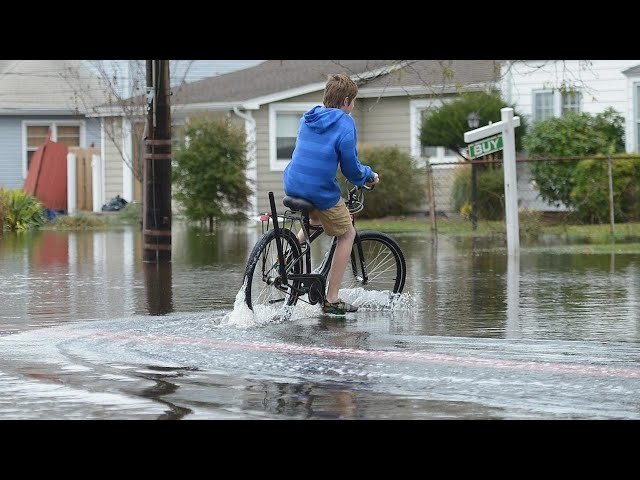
top-left (242, 181), bottom-right (406, 312)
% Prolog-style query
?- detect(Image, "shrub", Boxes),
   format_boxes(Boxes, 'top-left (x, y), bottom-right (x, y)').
top-left (523, 108), bottom-right (625, 209)
top-left (338, 145), bottom-right (426, 219)
top-left (570, 156), bottom-right (640, 223)
top-left (451, 164), bottom-right (505, 220)
top-left (172, 116), bottom-right (251, 227)
top-left (0, 188), bottom-right (46, 231)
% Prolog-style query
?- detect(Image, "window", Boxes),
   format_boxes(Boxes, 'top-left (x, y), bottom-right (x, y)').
top-left (276, 113), bottom-right (300, 160)
top-left (533, 89), bottom-right (581, 122)
top-left (411, 99), bottom-right (463, 166)
top-left (23, 122), bottom-right (83, 177)
top-left (26, 125), bottom-right (50, 171)
top-left (269, 103), bottom-right (317, 171)
top-left (533, 91), bottom-right (554, 122)
top-left (561, 91), bottom-right (581, 116)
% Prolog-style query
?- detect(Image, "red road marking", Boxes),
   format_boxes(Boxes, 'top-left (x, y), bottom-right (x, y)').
top-left (89, 330), bottom-right (640, 379)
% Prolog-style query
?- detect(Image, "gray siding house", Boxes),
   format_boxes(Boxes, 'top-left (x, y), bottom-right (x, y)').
top-left (96, 60), bottom-right (500, 216)
top-left (0, 60), bottom-right (105, 191)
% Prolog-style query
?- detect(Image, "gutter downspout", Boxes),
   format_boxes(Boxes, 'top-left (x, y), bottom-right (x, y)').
top-left (233, 106), bottom-right (257, 220)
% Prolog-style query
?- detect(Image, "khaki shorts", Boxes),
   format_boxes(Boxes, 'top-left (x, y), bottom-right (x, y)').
top-left (309, 199), bottom-right (352, 237)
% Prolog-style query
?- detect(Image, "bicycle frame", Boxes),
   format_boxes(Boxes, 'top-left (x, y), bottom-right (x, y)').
top-left (265, 187), bottom-right (370, 306)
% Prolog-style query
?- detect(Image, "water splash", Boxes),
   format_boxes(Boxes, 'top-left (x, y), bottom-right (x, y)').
top-left (219, 283), bottom-right (415, 329)
top-left (339, 287), bottom-right (415, 311)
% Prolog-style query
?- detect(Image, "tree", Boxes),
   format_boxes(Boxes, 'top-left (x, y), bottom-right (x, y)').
top-left (172, 117), bottom-right (252, 229)
top-left (420, 90), bottom-right (528, 158)
top-left (61, 60), bottom-right (197, 184)
top-left (523, 108), bottom-right (625, 208)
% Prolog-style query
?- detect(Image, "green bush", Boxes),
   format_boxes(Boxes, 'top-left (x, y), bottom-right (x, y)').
top-left (338, 145), bottom-right (426, 219)
top-left (570, 156), bottom-right (640, 223)
top-left (0, 188), bottom-right (46, 231)
top-left (523, 108), bottom-right (625, 209)
top-left (173, 116), bottom-right (251, 226)
top-left (451, 164), bottom-right (505, 220)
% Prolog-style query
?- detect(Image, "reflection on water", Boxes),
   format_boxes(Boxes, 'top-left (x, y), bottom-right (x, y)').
top-left (0, 222), bottom-right (639, 342)
top-left (144, 263), bottom-right (173, 315)
top-left (1, 223), bottom-right (639, 419)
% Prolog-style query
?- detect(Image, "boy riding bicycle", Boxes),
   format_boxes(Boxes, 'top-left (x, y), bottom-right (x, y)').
top-left (283, 73), bottom-right (379, 315)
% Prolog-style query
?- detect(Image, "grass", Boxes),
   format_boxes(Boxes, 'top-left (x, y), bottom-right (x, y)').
top-left (355, 215), bottom-right (640, 253)
top-left (44, 202), bottom-right (142, 230)
top-left (35, 206), bottom-right (640, 254)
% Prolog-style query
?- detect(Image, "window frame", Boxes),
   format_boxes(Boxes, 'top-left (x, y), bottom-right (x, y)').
top-left (635, 83), bottom-right (640, 152)
top-left (532, 89), bottom-right (582, 122)
top-left (22, 120), bottom-right (85, 178)
top-left (268, 102), bottom-right (318, 171)
top-left (410, 98), bottom-right (463, 166)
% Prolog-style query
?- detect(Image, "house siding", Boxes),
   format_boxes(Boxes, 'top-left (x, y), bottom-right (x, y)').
top-left (0, 115), bottom-right (100, 190)
top-left (103, 118), bottom-right (124, 201)
top-left (0, 118), bottom-right (24, 189)
top-left (357, 96), bottom-right (411, 153)
top-left (254, 104), bottom-right (281, 215)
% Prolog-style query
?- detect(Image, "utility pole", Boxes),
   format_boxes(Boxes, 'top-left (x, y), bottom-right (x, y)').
top-left (143, 60), bottom-right (172, 263)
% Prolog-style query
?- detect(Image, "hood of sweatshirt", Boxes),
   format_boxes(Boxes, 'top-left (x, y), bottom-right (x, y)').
top-left (303, 105), bottom-right (347, 133)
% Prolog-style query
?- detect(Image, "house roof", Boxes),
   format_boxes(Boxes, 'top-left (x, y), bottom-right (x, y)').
top-left (92, 60), bottom-right (500, 116)
top-left (0, 60), bottom-right (109, 115)
top-left (622, 64), bottom-right (640, 76)
top-left (170, 60), bottom-right (500, 108)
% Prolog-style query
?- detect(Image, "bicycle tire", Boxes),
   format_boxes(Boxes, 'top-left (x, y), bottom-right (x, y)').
top-left (243, 227), bottom-right (303, 311)
top-left (342, 230), bottom-right (406, 295)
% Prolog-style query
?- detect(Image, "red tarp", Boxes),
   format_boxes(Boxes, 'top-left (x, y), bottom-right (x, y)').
top-left (23, 138), bottom-right (68, 211)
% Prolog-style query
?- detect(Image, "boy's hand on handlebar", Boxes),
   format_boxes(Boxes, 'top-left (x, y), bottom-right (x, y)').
top-left (364, 172), bottom-right (379, 190)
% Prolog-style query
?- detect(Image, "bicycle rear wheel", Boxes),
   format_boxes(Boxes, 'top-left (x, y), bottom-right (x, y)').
top-left (243, 227), bottom-right (302, 311)
top-left (342, 230), bottom-right (406, 294)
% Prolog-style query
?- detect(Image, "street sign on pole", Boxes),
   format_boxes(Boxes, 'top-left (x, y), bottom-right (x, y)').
top-left (468, 134), bottom-right (503, 159)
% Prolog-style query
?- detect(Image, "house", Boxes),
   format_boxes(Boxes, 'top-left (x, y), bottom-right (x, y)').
top-left (0, 60), bottom-right (263, 212)
top-left (0, 60), bottom-right (105, 192)
top-left (501, 60), bottom-right (640, 153)
top-left (500, 60), bottom-right (640, 212)
top-left (95, 60), bottom-right (501, 217)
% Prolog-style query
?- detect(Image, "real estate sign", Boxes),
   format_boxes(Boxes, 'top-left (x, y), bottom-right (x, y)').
top-left (468, 134), bottom-right (503, 159)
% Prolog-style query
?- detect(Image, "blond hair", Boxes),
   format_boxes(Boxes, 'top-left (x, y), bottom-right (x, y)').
top-left (323, 73), bottom-right (358, 108)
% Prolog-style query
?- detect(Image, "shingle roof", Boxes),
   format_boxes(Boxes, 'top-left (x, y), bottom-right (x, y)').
top-left (622, 64), bottom-right (640, 77)
top-left (169, 60), bottom-right (500, 106)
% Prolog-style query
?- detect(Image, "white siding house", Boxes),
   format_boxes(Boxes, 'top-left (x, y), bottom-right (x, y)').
top-left (501, 60), bottom-right (640, 152)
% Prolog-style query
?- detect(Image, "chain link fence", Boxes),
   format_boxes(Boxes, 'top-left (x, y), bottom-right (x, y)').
top-left (426, 154), bottom-right (640, 232)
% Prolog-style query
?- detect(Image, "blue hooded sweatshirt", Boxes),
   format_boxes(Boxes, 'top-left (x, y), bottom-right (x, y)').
top-left (283, 105), bottom-right (373, 211)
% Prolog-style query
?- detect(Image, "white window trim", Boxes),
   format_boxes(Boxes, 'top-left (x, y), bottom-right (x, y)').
top-left (633, 81), bottom-right (640, 152)
top-left (532, 89), bottom-right (581, 122)
top-left (268, 102), bottom-right (318, 171)
top-left (532, 89), bottom-right (554, 122)
top-left (22, 120), bottom-right (86, 179)
top-left (409, 98), bottom-right (462, 166)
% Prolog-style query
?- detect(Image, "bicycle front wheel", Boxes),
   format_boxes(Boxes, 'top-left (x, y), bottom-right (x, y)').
top-left (243, 228), bottom-right (302, 311)
top-left (343, 230), bottom-right (406, 294)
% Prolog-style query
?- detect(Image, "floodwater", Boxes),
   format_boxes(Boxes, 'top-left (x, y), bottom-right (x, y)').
top-left (0, 223), bottom-right (639, 419)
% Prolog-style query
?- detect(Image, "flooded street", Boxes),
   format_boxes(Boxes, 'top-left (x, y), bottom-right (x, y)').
top-left (0, 223), bottom-right (639, 419)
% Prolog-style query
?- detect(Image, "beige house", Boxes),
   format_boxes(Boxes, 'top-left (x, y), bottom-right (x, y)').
top-left (95, 60), bottom-right (500, 216)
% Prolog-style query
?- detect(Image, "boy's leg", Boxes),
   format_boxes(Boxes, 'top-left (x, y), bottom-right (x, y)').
top-left (315, 200), bottom-right (355, 305)
top-left (297, 211), bottom-right (322, 244)
top-left (326, 224), bottom-right (355, 304)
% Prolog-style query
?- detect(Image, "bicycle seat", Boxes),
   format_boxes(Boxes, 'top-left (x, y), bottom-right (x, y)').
top-left (283, 196), bottom-right (315, 213)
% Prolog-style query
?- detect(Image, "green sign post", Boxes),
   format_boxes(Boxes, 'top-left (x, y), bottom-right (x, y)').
top-left (468, 134), bottom-right (503, 159)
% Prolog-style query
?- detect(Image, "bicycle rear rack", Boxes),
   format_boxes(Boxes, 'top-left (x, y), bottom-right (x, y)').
top-left (269, 192), bottom-right (288, 283)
